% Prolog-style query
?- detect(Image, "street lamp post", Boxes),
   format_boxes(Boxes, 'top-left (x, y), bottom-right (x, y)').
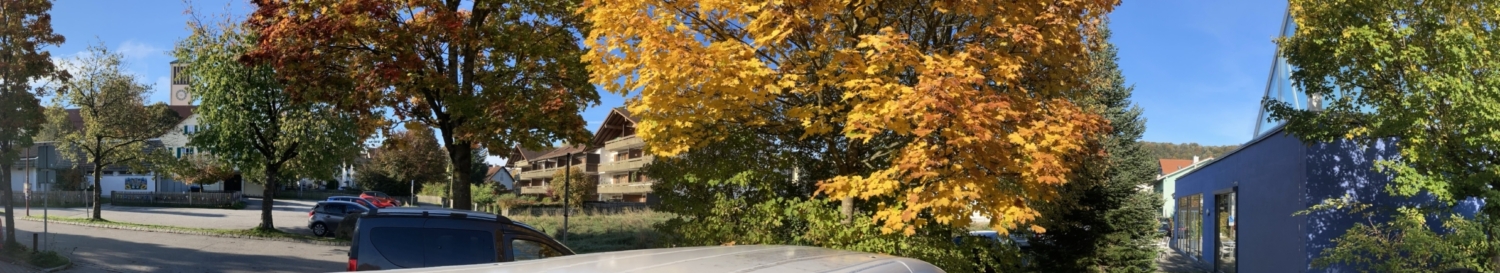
top-left (562, 152), bottom-right (571, 242)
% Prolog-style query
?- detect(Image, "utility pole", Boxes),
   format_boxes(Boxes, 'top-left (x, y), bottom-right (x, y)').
top-left (562, 152), bottom-right (571, 242)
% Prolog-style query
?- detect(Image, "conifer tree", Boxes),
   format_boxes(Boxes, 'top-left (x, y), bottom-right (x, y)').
top-left (1028, 26), bottom-right (1161, 272)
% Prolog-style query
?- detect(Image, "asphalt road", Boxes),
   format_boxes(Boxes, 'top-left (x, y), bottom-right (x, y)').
top-left (6, 218), bottom-right (347, 273)
top-left (20, 198), bottom-right (321, 236)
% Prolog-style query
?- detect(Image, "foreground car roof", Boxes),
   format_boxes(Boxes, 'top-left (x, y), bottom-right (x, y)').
top-left (365, 245), bottom-right (943, 273)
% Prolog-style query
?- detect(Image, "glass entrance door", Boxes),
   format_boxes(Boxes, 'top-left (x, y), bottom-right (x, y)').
top-left (1215, 192), bottom-right (1237, 273)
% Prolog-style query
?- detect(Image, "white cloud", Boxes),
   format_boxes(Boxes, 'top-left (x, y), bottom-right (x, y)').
top-left (116, 40), bottom-right (163, 61)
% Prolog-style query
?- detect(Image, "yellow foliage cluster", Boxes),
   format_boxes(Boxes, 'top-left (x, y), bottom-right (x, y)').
top-left (583, 0), bottom-right (1115, 235)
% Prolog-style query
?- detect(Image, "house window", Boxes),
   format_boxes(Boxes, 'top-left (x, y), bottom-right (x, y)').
top-left (628, 149), bottom-right (643, 159)
top-left (614, 152), bottom-right (627, 162)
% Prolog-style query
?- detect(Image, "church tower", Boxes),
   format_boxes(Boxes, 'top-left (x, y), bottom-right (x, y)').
top-left (170, 61), bottom-right (191, 106)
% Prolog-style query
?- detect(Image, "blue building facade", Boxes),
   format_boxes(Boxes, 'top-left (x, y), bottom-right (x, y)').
top-left (1172, 126), bottom-right (1407, 272)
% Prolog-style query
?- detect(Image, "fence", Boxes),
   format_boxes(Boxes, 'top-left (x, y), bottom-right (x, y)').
top-left (111, 191), bottom-right (242, 208)
top-left (9, 191), bottom-right (92, 208)
top-left (244, 190), bottom-right (361, 201)
top-left (503, 202), bottom-right (651, 216)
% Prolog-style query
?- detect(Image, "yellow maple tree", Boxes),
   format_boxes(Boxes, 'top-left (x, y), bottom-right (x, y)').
top-left (583, 0), bottom-right (1116, 235)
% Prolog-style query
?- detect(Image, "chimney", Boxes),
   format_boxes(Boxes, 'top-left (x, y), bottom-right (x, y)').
top-left (1193, 156), bottom-right (1200, 164)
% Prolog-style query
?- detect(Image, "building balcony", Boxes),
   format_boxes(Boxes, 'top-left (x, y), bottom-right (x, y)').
top-left (604, 136), bottom-right (645, 152)
top-left (519, 165), bottom-right (597, 180)
top-left (519, 186), bottom-right (548, 195)
top-left (518, 168), bottom-right (554, 180)
top-left (599, 156), bottom-right (653, 174)
top-left (598, 182), bottom-right (653, 195)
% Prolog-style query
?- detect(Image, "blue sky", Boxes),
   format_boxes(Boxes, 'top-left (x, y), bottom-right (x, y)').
top-left (43, 0), bottom-right (1286, 164)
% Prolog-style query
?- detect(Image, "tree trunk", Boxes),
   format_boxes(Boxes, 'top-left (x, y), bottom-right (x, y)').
top-left (443, 133), bottom-right (474, 210)
top-left (259, 166), bottom-right (279, 230)
top-left (91, 161), bottom-right (103, 220)
top-left (841, 196), bottom-right (854, 225)
top-left (1, 164), bottom-right (15, 247)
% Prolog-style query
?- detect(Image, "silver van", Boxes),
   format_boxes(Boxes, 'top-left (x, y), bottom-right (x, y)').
top-left (359, 245), bottom-right (944, 273)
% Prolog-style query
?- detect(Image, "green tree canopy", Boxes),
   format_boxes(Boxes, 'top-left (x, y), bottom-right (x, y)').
top-left (173, 17), bottom-right (364, 230)
top-left (52, 44), bottom-right (182, 221)
top-left (1268, 0), bottom-right (1500, 269)
top-left (0, 0), bottom-right (68, 247)
top-left (549, 166), bottom-right (595, 209)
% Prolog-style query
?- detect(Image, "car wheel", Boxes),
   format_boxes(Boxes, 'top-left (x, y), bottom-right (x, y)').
top-left (312, 222), bottom-right (329, 237)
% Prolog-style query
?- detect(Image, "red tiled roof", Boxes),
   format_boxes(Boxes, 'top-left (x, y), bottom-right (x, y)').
top-left (1159, 159), bottom-right (1195, 176)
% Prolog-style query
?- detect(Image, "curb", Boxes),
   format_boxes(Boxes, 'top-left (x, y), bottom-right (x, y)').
top-left (18, 217), bottom-right (350, 247)
top-left (0, 250), bottom-right (71, 273)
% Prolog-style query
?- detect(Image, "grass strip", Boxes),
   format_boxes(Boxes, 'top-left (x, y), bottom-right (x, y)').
top-left (20, 216), bottom-right (348, 246)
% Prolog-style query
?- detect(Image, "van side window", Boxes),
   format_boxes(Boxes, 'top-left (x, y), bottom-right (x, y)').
top-left (511, 239), bottom-right (563, 261)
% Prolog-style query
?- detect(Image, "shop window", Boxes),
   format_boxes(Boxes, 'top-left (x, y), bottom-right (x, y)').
top-left (1216, 192), bottom-right (1237, 273)
top-left (1175, 194), bottom-right (1203, 259)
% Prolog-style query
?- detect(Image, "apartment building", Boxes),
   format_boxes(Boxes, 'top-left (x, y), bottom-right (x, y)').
top-left (591, 107), bottom-right (654, 203)
top-left (503, 107), bottom-right (656, 203)
top-left (508, 145), bottom-right (598, 197)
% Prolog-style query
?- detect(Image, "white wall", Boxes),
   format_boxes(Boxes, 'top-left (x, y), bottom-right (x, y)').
top-left (159, 114), bottom-right (199, 149)
top-left (8, 166), bottom-right (37, 193)
top-left (88, 175), bottom-right (155, 197)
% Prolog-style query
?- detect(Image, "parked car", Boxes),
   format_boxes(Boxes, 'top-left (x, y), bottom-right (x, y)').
top-left (359, 191), bottom-right (402, 207)
top-left (348, 208), bottom-right (573, 271)
top-left (327, 196), bottom-right (377, 210)
top-left (364, 245), bottom-right (942, 273)
top-left (309, 201), bottom-right (370, 237)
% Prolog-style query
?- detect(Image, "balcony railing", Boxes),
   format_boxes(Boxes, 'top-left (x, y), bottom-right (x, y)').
top-left (604, 136), bottom-right (645, 151)
top-left (599, 156), bottom-right (653, 174)
top-left (598, 182), bottom-right (653, 195)
top-left (519, 163), bottom-right (598, 180)
top-left (519, 186), bottom-right (549, 195)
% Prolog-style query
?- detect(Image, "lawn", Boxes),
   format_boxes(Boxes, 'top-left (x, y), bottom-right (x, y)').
top-left (507, 209), bottom-right (671, 254)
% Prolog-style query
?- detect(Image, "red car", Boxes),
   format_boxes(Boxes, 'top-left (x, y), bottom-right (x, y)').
top-left (359, 191), bottom-right (402, 208)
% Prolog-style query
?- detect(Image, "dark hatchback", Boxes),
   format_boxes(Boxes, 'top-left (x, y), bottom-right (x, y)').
top-left (348, 208), bottom-right (573, 271)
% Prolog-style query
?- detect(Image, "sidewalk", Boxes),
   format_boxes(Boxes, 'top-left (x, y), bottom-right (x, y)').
top-left (1156, 238), bottom-right (1210, 273)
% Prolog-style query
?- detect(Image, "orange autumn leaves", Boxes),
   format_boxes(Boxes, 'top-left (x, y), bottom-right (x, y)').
top-left (584, 0), bottom-right (1115, 235)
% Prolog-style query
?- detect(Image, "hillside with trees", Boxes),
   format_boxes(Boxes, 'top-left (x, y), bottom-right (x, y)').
top-left (1139, 141), bottom-right (1238, 160)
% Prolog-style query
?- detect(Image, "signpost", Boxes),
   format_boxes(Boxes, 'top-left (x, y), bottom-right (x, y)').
top-left (562, 152), bottom-right (572, 242)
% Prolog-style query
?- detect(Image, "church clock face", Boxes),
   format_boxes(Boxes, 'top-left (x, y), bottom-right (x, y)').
top-left (175, 90), bottom-right (189, 100)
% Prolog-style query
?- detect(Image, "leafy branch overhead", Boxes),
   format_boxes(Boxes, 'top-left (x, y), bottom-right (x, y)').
top-left (246, 0), bottom-right (599, 210)
top-left (584, 0), bottom-right (1118, 235)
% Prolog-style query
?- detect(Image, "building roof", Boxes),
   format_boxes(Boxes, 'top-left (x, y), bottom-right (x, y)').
top-left (61, 106), bottom-right (195, 130)
top-left (506, 146), bottom-right (551, 166)
top-left (535, 144), bottom-right (590, 160)
top-left (167, 105), bottom-right (196, 119)
top-left (485, 166), bottom-right (504, 178)
top-left (613, 107), bottom-right (638, 123)
top-left (590, 107), bottom-right (639, 146)
top-left (1159, 159), bottom-right (1195, 176)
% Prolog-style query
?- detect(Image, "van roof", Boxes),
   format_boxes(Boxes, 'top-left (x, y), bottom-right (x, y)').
top-left (361, 245), bottom-right (941, 273)
top-left (365, 208), bottom-right (514, 224)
